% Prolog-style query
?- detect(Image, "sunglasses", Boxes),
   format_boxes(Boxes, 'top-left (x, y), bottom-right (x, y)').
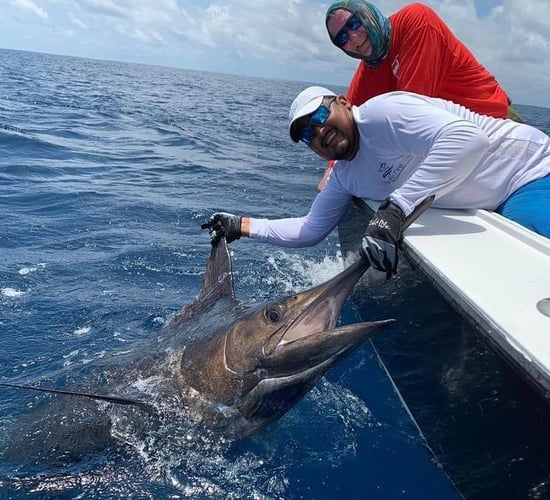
top-left (333, 14), bottom-right (362, 48)
top-left (299, 96), bottom-right (336, 145)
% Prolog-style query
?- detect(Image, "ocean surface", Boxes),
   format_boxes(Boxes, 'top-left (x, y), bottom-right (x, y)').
top-left (0, 48), bottom-right (549, 499)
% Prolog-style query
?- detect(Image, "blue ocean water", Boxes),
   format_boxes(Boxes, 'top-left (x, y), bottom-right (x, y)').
top-left (0, 48), bottom-right (548, 499)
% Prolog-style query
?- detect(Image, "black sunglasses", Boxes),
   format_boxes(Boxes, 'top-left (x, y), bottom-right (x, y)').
top-left (334, 14), bottom-right (362, 48)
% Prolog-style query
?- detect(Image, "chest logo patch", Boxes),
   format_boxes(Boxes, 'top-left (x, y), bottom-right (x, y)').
top-left (392, 57), bottom-right (400, 77)
top-left (378, 161), bottom-right (405, 184)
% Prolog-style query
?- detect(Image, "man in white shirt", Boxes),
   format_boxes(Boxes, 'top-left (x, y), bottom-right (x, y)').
top-left (202, 86), bottom-right (550, 277)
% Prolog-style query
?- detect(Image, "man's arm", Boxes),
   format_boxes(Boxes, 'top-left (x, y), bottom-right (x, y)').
top-left (202, 183), bottom-right (353, 248)
top-left (249, 185), bottom-right (353, 247)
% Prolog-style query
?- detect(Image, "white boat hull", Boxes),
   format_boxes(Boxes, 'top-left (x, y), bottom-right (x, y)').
top-left (339, 198), bottom-right (550, 398)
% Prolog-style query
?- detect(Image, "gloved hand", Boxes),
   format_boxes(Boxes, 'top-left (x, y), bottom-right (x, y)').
top-left (360, 199), bottom-right (406, 279)
top-left (201, 212), bottom-right (242, 246)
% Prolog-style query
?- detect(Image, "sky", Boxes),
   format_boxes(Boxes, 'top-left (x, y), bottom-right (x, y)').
top-left (1, 0), bottom-right (550, 108)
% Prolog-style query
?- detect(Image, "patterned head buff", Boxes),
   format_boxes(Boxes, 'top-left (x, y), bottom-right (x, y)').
top-left (326, 0), bottom-right (390, 68)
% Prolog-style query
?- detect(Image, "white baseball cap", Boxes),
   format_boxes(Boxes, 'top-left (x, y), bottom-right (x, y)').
top-left (289, 86), bottom-right (337, 142)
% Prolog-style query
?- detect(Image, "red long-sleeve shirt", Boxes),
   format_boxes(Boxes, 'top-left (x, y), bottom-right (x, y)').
top-left (346, 3), bottom-right (509, 118)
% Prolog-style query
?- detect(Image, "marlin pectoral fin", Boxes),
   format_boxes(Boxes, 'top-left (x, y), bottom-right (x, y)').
top-left (0, 382), bottom-right (156, 414)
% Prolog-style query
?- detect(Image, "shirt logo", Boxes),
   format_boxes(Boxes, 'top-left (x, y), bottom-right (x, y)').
top-left (391, 57), bottom-right (400, 77)
top-left (378, 162), bottom-right (405, 184)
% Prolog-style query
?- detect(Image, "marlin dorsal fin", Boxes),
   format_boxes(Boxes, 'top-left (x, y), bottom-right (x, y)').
top-left (197, 237), bottom-right (235, 302)
top-left (174, 238), bottom-right (235, 321)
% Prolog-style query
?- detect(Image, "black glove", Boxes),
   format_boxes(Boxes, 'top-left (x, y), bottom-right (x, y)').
top-left (201, 212), bottom-right (242, 246)
top-left (360, 199), bottom-right (406, 279)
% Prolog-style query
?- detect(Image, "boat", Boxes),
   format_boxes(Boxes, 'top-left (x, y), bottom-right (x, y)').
top-left (338, 197), bottom-right (550, 496)
top-left (339, 197), bottom-right (550, 397)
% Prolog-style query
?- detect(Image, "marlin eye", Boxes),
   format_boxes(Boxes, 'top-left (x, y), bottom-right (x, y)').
top-left (266, 308), bottom-right (281, 323)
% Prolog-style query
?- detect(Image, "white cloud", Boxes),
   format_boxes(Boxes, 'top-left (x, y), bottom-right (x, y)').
top-left (429, 0), bottom-right (550, 105)
top-left (11, 0), bottom-right (48, 20)
top-left (70, 15), bottom-right (88, 29)
top-left (76, 0), bottom-right (128, 18)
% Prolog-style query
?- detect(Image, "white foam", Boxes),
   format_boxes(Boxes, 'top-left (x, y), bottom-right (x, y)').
top-left (18, 263), bottom-right (46, 275)
top-left (131, 375), bottom-right (166, 395)
top-left (63, 350), bottom-right (80, 359)
top-left (1, 287), bottom-right (25, 298)
top-left (264, 250), bottom-right (344, 293)
top-left (73, 326), bottom-right (91, 336)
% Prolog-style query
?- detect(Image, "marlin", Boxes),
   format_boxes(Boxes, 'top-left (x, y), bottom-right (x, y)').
top-left (148, 238), bottom-right (393, 438)
top-left (1, 239), bottom-right (393, 463)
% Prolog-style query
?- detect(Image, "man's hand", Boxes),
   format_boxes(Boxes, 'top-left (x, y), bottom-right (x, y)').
top-left (201, 212), bottom-right (242, 246)
top-left (360, 199), bottom-right (406, 279)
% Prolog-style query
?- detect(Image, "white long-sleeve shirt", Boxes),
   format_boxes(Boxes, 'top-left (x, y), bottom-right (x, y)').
top-left (250, 91), bottom-right (550, 247)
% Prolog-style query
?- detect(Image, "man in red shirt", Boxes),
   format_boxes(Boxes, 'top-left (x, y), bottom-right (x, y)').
top-left (319, 1), bottom-right (522, 189)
